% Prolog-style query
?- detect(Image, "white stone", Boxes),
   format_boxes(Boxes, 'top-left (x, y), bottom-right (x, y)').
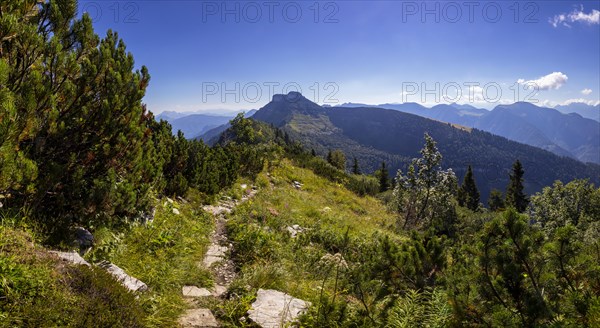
top-left (98, 261), bottom-right (148, 292)
top-left (179, 308), bottom-right (219, 327)
top-left (182, 286), bottom-right (212, 298)
top-left (172, 208), bottom-right (180, 215)
top-left (50, 251), bottom-right (90, 266)
top-left (212, 284), bottom-right (227, 297)
top-left (286, 226), bottom-right (298, 238)
top-left (203, 244), bottom-right (228, 267)
top-left (248, 289), bottom-right (310, 328)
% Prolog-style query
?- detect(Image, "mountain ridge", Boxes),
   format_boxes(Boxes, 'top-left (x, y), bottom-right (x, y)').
top-left (336, 101), bottom-right (600, 163)
top-left (249, 92), bottom-right (600, 199)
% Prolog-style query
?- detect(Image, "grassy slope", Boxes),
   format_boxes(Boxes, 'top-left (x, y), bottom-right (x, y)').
top-left (87, 190), bottom-right (216, 327)
top-left (0, 189), bottom-right (217, 328)
top-left (216, 159), bottom-right (401, 326)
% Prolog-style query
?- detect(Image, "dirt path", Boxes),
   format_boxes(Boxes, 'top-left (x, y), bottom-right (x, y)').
top-left (179, 187), bottom-right (257, 327)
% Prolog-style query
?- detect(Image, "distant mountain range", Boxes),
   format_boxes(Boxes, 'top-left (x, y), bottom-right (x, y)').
top-left (554, 103), bottom-right (600, 122)
top-left (155, 110), bottom-right (257, 139)
top-left (334, 101), bottom-right (599, 164)
top-left (249, 92), bottom-right (600, 200)
top-left (197, 110), bottom-right (258, 143)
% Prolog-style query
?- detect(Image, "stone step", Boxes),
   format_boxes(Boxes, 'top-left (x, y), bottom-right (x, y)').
top-left (182, 286), bottom-right (212, 298)
top-left (179, 308), bottom-right (219, 327)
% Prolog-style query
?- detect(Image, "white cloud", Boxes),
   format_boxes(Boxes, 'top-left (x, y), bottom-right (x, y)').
top-left (540, 99), bottom-right (556, 108)
top-left (517, 72), bottom-right (568, 90)
top-left (581, 88), bottom-right (593, 95)
top-left (561, 98), bottom-right (600, 106)
top-left (550, 6), bottom-right (600, 27)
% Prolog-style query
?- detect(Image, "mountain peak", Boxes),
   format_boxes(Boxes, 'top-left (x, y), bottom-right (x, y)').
top-left (272, 91), bottom-right (306, 103)
top-left (253, 92), bottom-right (324, 127)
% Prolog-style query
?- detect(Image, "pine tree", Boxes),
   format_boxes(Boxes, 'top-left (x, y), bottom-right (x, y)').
top-left (379, 161), bottom-right (390, 192)
top-left (352, 157), bottom-right (361, 175)
top-left (0, 1), bottom-right (167, 236)
top-left (459, 165), bottom-right (480, 211)
top-left (393, 134), bottom-right (457, 231)
top-left (506, 160), bottom-right (529, 213)
top-left (476, 209), bottom-right (548, 325)
top-left (488, 189), bottom-right (505, 211)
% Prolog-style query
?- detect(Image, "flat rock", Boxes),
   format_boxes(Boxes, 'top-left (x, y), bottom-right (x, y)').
top-left (50, 251), bottom-right (90, 266)
top-left (247, 289), bottom-right (311, 328)
top-left (183, 286), bottom-right (212, 298)
top-left (98, 261), bottom-right (148, 292)
top-left (179, 308), bottom-right (219, 327)
top-left (203, 244), bottom-right (228, 267)
top-left (211, 284), bottom-right (227, 297)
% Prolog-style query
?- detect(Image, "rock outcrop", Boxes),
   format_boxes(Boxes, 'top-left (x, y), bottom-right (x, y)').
top-left (247, 289), bottom-right (311, 328)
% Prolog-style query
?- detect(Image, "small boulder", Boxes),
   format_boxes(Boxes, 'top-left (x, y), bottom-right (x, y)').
top-left (285, 224), bottom-right (304, 238)
top-left (74, 227), bottom-right (94, 251)
top-left (98, 261), bottom-right (148, 292)
top-left (248, 289), bottom-right (310, 328)
top-left (50, 251), bottom-right (90, 266)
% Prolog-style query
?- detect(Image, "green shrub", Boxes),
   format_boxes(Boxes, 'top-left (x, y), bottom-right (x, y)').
top-left (0, 226), bottom-right (146, 328)
top-left (227, 222), bottom-right (279, 265)
top-left (63, 265), bottom-right (146, 327)
top-left (347, 174), bottom-right (380, 196)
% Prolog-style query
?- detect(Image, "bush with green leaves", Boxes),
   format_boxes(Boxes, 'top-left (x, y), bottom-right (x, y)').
top-left (0, 225), bottom-right (146, 327)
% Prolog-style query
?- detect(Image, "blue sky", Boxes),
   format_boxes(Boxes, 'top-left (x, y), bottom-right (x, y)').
top-left (80, 0), bottom-right (600, 113)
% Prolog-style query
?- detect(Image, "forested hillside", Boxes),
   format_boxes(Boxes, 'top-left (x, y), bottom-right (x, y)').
top-left (252, 92), bottom-right (600, 200)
